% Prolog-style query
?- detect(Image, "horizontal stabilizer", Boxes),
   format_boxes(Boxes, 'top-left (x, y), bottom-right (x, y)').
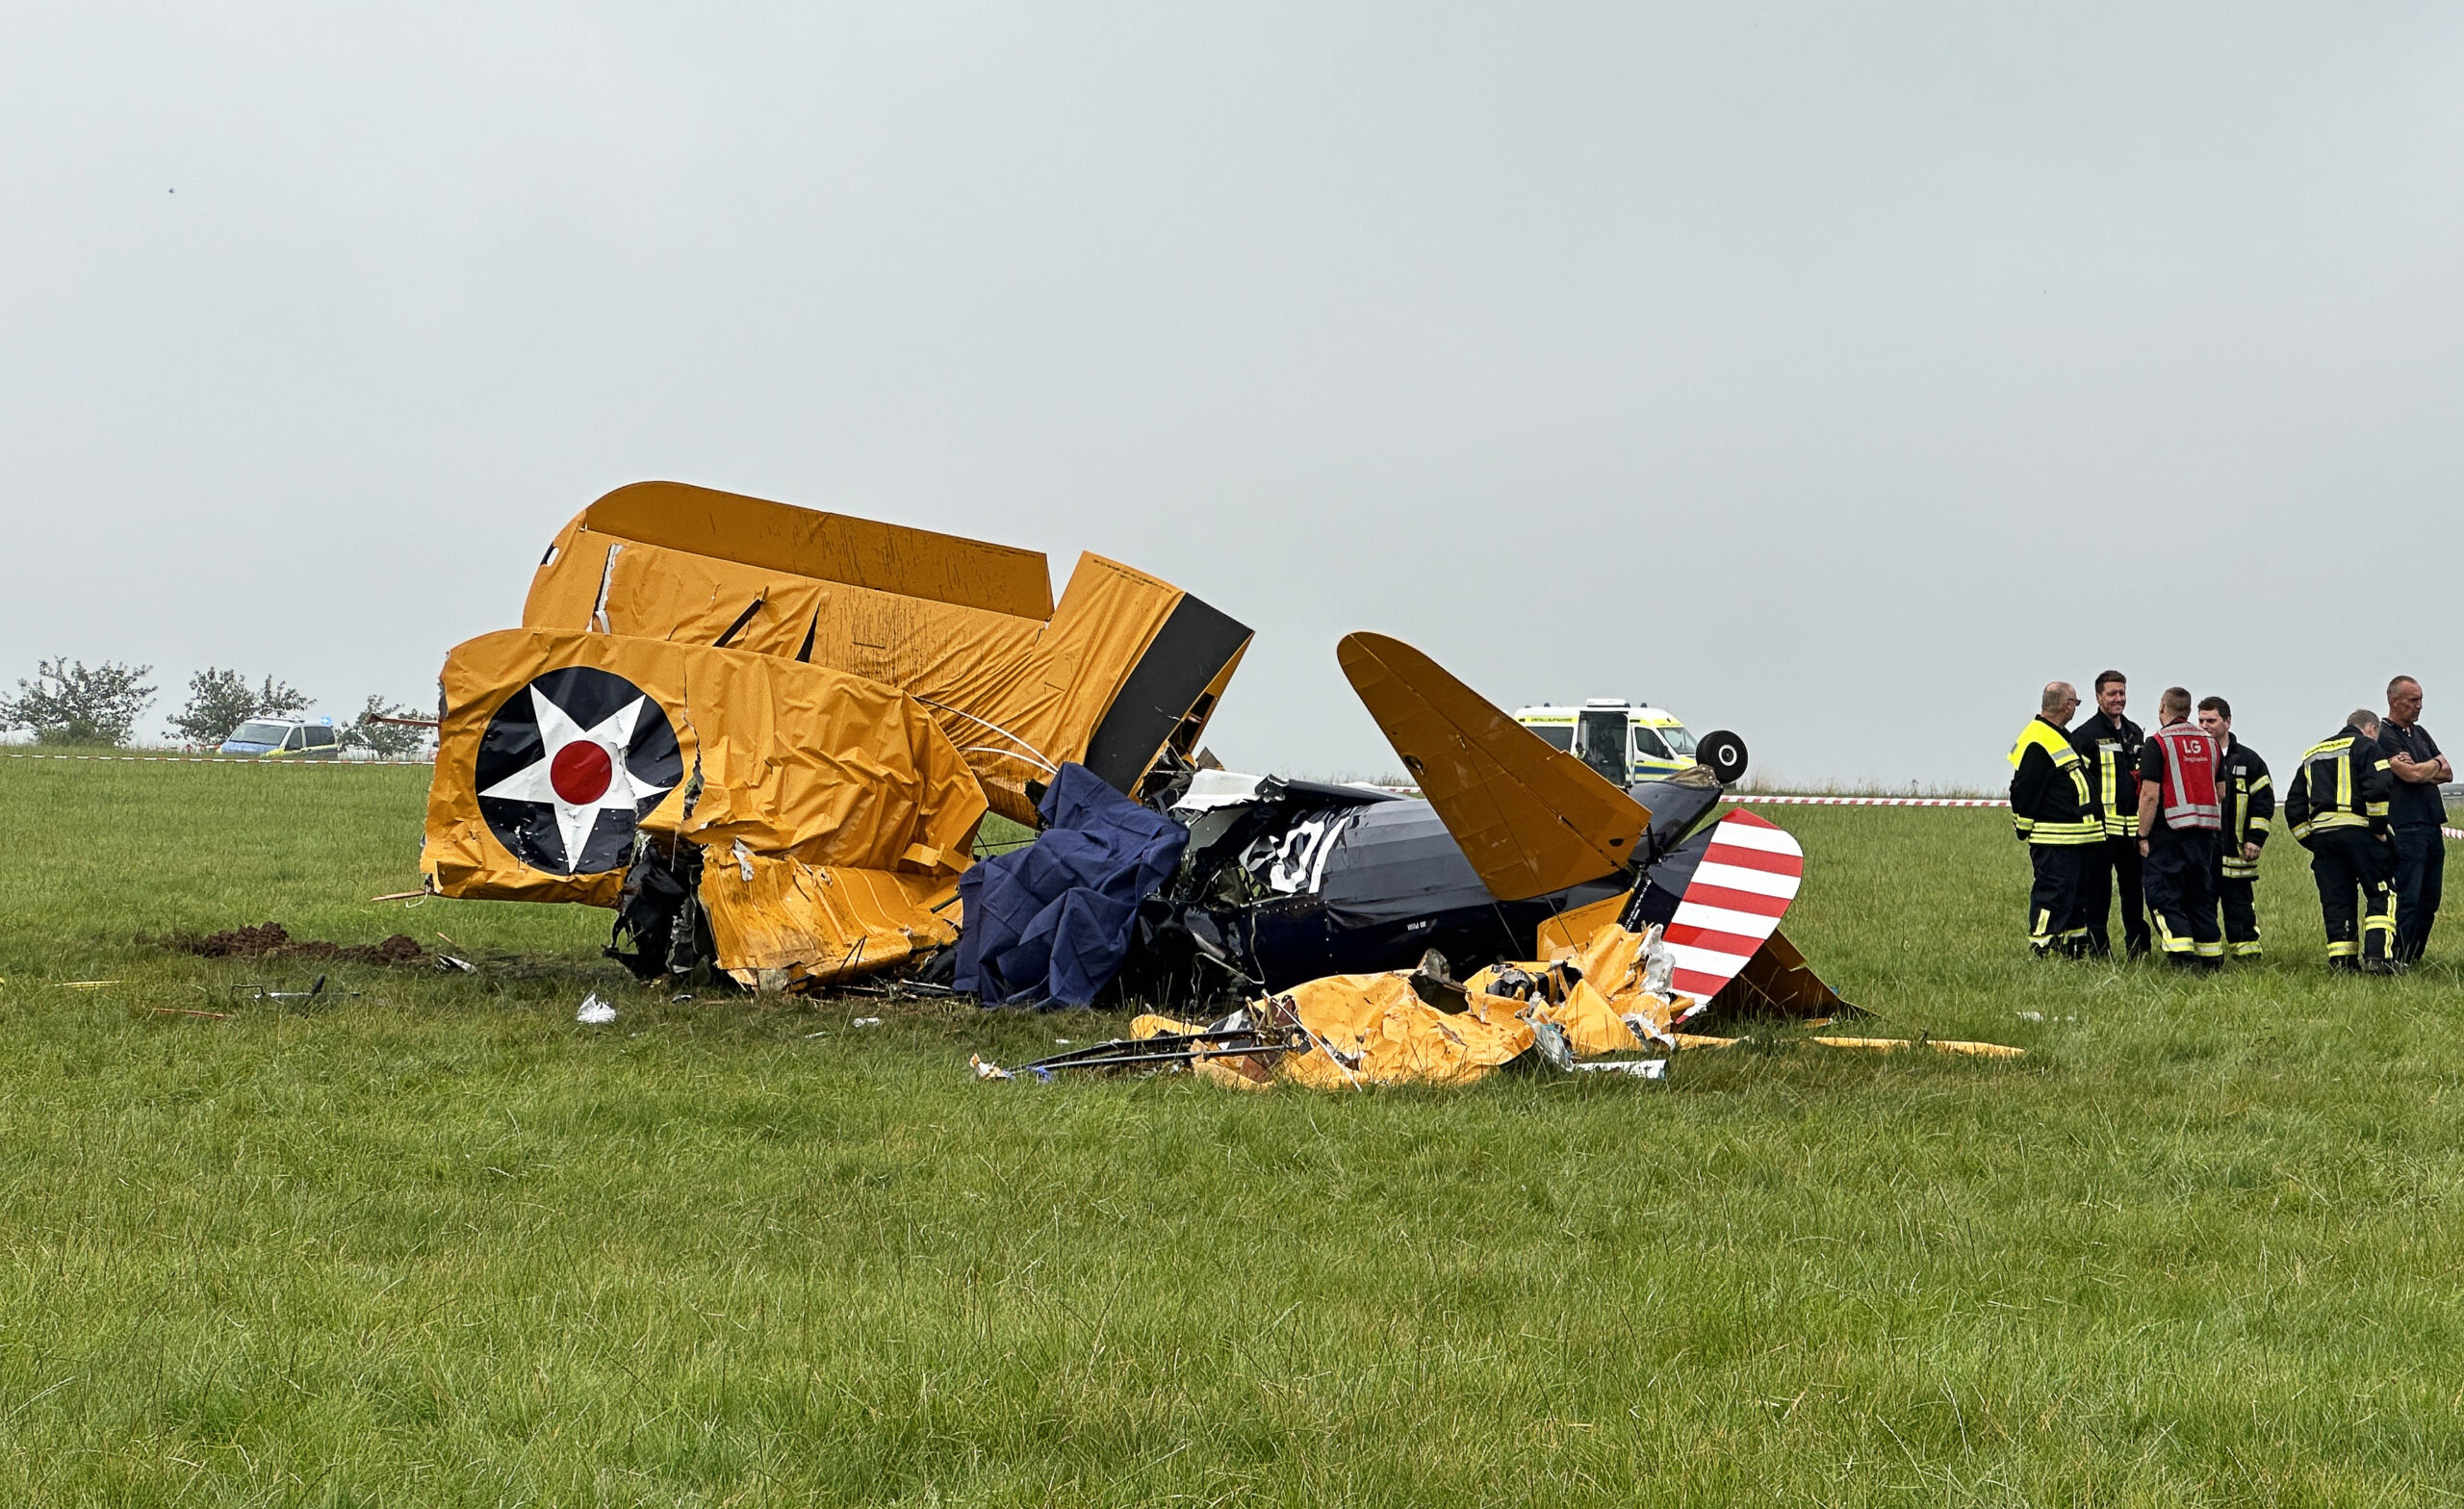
top-left (1723, 928), bottom-right (1854, 1016)
top-left (1337, 632), bottom-right (1650, 902)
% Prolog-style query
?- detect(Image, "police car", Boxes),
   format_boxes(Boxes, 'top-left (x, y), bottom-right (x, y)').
top-left (1513, 699), bottom-right (1747, 786)
top-left (218, 717), bottom-right (343, 758)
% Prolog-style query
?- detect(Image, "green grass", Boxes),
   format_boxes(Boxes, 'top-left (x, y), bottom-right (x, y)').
top-left (3, 755), bottom-right (2463, 1505)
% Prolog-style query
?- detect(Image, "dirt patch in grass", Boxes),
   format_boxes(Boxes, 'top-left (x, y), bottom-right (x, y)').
top-left (163, 921), bottom-right (429, 966)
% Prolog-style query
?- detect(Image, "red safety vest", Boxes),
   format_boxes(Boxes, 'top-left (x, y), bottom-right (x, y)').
top-left (2149, 722), bottom-right (2221, 831)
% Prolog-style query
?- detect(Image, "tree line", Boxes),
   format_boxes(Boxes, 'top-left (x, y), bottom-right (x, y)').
top-left (0, 658), bottom-right (432, 756)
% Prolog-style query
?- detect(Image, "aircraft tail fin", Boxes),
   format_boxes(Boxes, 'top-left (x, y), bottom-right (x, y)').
top-left (1337, 632), bottom-right (1650, 903)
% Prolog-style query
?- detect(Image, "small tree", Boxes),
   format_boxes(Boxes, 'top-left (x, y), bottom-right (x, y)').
top-left (167, 669), bottom-right (310, 746)
top-left (0, 658), bottom-right (157, 747)
top-left (254, 676), bottom-right (309, 719)
top-left (342, 695), bottom-right (434, 758)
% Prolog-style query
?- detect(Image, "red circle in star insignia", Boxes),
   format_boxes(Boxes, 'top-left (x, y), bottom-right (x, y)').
top-left (550, 741), bottom-right (614, 805)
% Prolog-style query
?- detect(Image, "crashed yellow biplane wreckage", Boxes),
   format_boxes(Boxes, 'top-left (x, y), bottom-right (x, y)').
top-left (423, 481), bottom-right (1882, 1079)
top-left (423, 480), bottom-right (1249, 987)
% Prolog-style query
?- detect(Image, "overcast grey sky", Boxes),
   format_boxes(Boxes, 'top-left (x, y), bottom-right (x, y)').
top-left (4, 4), bottom-right (2459, 785)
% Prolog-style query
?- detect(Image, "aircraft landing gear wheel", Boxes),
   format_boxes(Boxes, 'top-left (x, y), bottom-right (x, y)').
top-left (1696, 729), bottom-right (1748, 786)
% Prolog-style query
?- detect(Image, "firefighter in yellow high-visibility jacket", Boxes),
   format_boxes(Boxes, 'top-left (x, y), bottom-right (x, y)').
top-left (2009, 681), bottom-right (2102, 957)
top-left (2284, 709), bottom-right (2401, 973)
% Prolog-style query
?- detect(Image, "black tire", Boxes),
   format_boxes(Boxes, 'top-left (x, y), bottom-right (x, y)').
top-left (1696, 729), bottom-right (1749, 785)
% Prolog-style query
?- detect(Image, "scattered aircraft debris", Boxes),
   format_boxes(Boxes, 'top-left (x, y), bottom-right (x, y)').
top-left (231, 975), bottom-right (345, 1002)
top-left (974, 933), bottom-right (2017, 1092)
top-left (1810, 1036), bottom-right (2026, 1059)
top-left (979, 934), bottom-right (1686, 1089)
top-left (956, 936), bottom-right (1675, 1089)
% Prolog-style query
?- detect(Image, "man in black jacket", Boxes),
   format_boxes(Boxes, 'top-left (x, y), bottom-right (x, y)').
top-left (2285, 710), bottom-right (2400, 973)
top-left (2009, 681), bottom-right (2100, 957)
top-left (2070, 670), bottom-right (2149, 959)
top-left (2378, 676), bottom-right (2451, 963)
top-left (2197, 696), bottom-right (2272, 961)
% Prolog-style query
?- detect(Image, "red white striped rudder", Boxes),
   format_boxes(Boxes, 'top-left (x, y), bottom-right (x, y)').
top-left (1661, 809), bottom-right (1804, 1002)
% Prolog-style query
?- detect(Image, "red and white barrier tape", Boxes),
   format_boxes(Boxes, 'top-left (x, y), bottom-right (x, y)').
top-left (1374, 785), bottom-right (2002, 807)
top-left (1726, 793), bottom-right (2003, 807)
top-left (1378, 782), bottom-right (2462, 836)
top-left (1732, 794), bottom-right (2464, 843)
top-left (0, 752), bottom-right (432, 766)
top-left (1739, 792), bottom-right (2464, 838)
top-left (1373, 783), bottom-right (1998, 807)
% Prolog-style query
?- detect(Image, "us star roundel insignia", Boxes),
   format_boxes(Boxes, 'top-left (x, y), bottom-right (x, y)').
top-left (475, 667), bottom-right (683, 876)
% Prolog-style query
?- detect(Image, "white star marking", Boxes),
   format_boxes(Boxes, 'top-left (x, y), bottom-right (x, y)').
top-left (478, 684), bottom-right (673, 871)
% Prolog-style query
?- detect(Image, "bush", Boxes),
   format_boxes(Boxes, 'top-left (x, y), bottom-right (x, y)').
top-left (167, 669), bottom-right (311, 747)
top-left (0, 658), bottom-right (156, 747)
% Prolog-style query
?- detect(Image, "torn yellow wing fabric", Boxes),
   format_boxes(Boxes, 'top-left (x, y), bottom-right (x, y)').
top-left (1337, 632), bottom-right (1650, 902)
top-left (1533, 893), bottom-right (1626, 959)
top-left (1268, 973), bottom-right (1536, 1089)
top-left (422, 628), bottom-right (986, 981)
top-left (698, 854), bottom-right (962, 986)
top-left (665, 644), bottom-right (987, 873)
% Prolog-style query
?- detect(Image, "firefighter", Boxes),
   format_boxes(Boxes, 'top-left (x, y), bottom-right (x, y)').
top-left (2134, 687), bottom-right (2224, 970)
top-left (2009, 681), bottom-right (2100, 957)
top-left (2377, 676), bottom-right (2451, 963)
top-left (2071, 670), bottom-right (2149, 959)
top-left (2196, 695), bottom-right (2272, 960)
top-left (2284, 709), bottom-right (2400, 973)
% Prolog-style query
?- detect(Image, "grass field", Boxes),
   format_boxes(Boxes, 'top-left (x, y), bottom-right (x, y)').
top-left (3, 755), bottom-right (2463, 1505)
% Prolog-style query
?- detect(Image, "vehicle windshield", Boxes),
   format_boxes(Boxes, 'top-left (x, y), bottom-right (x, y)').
top-left (227, 721), bottom-right (293, 745)
top-left (1659, 724), bottom-right (1697, 757)
top-left (1527, 724), bottom-right (1573, 752)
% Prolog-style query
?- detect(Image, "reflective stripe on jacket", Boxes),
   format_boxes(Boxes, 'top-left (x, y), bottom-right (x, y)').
top-left (2217, 737), bottom-right (2273, 881)
top-left (2284, 728), bottom-right (2392, 841)
top-left (2071, 713), bottom-right (2143, 839)
top-left (2147, 722), bottom-right (2222, 831)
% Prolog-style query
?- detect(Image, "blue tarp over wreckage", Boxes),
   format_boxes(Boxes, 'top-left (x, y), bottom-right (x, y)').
top-left (954, 763), bottom-right (1190, 1008)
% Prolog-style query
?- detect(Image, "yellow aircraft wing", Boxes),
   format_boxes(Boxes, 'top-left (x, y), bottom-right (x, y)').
top-left (522, 481), bottom-right (1250, 823)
